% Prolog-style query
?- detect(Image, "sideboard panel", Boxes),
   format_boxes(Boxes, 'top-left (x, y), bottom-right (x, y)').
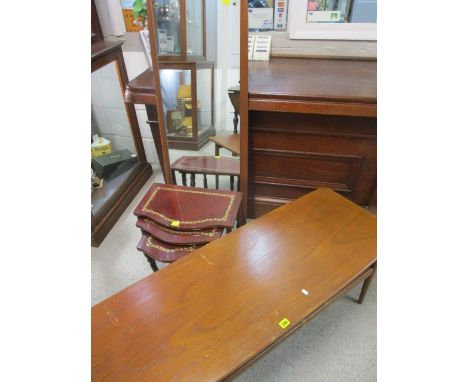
top-left (248, 111), bottom-right (376, 218)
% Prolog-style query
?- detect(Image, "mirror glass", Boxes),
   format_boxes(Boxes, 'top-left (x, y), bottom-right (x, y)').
top-left (155, 0), bottom-right (181, 55)
top-left (147, 0), bottom-right (240, 193)
top-left (186, 0), bottom-right (204, 56)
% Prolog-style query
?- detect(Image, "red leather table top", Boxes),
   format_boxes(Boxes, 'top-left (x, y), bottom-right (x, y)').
top-left (137, 233), bottom-right (202, 263)
top-left (171, 156), bottom-right (240, 176)
top-left (134, 184), bottom-right (242, 230)
top-left (136, 217), bottom-right (223, 245)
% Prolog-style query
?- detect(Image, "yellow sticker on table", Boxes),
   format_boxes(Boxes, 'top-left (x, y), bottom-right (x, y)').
top-left (171, 220), bottom-right (180, 227)
top-left (215, 155), bottom-right (220, 159)
top-left (221, 0), bottom-right (231, 5)
top-left (278, 318), bottom-right (290, 329)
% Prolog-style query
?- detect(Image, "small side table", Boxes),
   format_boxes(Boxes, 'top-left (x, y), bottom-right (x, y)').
top-left (209, 135), bottom-right (240, 158)
top-left (134, 183), bottom-right (243, 272)
top-left (171, 156), bottom-right (240, 191)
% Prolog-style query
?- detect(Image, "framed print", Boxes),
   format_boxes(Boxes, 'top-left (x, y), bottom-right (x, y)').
top-left (288, 0), bottom-right (377, 41)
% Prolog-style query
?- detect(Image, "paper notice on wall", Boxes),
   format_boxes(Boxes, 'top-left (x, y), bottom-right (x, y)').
top-left (248, 35), bottom-right (255, 60)
top-left (253, 35), bottom-right (271, 61)
top-left (248, 8), bottom-right (274, 30)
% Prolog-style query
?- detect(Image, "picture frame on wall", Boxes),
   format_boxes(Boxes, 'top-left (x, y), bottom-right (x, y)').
top-left (288, 0), bottom-right (377, 41)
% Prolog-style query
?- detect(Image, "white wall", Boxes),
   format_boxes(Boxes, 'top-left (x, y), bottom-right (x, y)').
top-left (215, 1), bottom-right (240, 133)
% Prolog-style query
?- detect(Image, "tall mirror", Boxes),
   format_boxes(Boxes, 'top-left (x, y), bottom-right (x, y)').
top-left (144, 0), bottom-right (241, 196)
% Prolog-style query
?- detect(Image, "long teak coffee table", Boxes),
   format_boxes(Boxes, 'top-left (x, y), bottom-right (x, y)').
top-left (92, 188), bottom-right (377, 381)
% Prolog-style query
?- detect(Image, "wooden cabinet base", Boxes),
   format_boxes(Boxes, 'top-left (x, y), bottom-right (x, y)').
top-left (167, 125), bottom-right (216, 150)
top-left (92, 163), bottom-right (152, 247)
top-left (247, 111), bottom-right (376, 218)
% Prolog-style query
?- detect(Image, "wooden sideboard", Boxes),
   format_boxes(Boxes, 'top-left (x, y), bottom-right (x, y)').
top-left (246, 57), bottom-right (377, 218)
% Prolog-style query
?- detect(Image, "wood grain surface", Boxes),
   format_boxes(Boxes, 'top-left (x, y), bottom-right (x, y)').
top-left (92, 188), bottom-right (376, 381)
top-left (209, 135), bottom-right (241, 156)
top-left (171, 156), bottom-right (240, 176)
top-left (249, 58), bottom-right (377, 105)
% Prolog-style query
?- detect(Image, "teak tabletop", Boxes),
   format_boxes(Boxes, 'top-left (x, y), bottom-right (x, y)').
top-left (92, 188), bottom-right (377, 381)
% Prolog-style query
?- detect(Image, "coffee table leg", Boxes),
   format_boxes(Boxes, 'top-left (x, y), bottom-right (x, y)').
top-left (171, 170), bottom-right (177, 185)
top-left (203, 174), bottom-right (208, 188)
top-left (230, 175), bottom-right (234, 191)
top-left (190, 173), bottom-right (196, 187)
top-left (237, 176), bottom-right (240, 191)
top-left (182, 172), bottom-right (187, 186)
top-left (144, 255), bottom-right (158, 272)
top-left (358, 263), bottom-right (376, 304)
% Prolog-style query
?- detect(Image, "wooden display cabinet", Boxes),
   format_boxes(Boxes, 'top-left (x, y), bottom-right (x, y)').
top-left (91, 40), bottom-right (152, 247)
top-left (125, 60), bottom-right (215, 151)
top-left (154, 0), bottom-right (206, 61)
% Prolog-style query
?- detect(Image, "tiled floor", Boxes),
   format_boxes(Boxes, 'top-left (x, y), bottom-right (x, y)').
top-left (91, 140), bottom-right (377, 382)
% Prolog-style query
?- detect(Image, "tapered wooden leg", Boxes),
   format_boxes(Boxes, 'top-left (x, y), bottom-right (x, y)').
top-left (230, 175), bottom-right (234, 191)
top-left (203, 174), bottom-right (208, 188)
top-left (190, 173), bottom-right (196, 187)
top-left (358, 264), bottom-right (376, 304)
top-left (237, 176), bottom-right (240, 191)
top-left (216, 175), bottom-right (219, 189)
top-left (144, 254), bottom-right (158, 272)
top-left (181, 172), bottom-right (187, 186)
top-left (171, 170), bottom-right (177, 185)
top-left (233, 111), bottom-right (239, 134)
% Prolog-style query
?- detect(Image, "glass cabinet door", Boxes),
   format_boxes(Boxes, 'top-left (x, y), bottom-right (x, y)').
top-left (186, 0), bottom-right (204, 56)
top-left (91, 61), bottom-right (138, 216)
top-left (155, 0), bottom-right (181, 55)
top-left (160, 68), bottom-right (194, 138)
top-left (196, 67), bottom-right (212, 135)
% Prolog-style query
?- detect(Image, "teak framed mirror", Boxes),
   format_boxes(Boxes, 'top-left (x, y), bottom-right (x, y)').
top-left (146, 0), bottom-right (247, 225)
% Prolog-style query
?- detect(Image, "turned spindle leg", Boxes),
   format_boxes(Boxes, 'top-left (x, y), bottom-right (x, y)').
top-left (233, 111), bottom-right (239, 134)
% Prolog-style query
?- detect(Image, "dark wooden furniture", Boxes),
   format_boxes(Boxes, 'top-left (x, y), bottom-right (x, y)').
top-left (137, 233), bottom-right (203, 266)
top-left (244, 57), bottom-right (377, 218)
top-left (136, 217), bottom-right (223, 245)
top-left (228, 84), bottom-right (240, 134)
top-left (209, 134), bottom-right (241, 156)
top-left (171, 155), bottom-right (240, 190)
top-left (91, 40), bottom-right (152, 247)
top-left (133, 183), bottom-right (242, 271)
top-left (91, 0), bottom-right (103, 45)
top-left (125, 61), bottom-right (215, 151)
top-left (92, 188), bottom-right (377, 381)
top-left (134, 183), bottom-right (242, 230)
